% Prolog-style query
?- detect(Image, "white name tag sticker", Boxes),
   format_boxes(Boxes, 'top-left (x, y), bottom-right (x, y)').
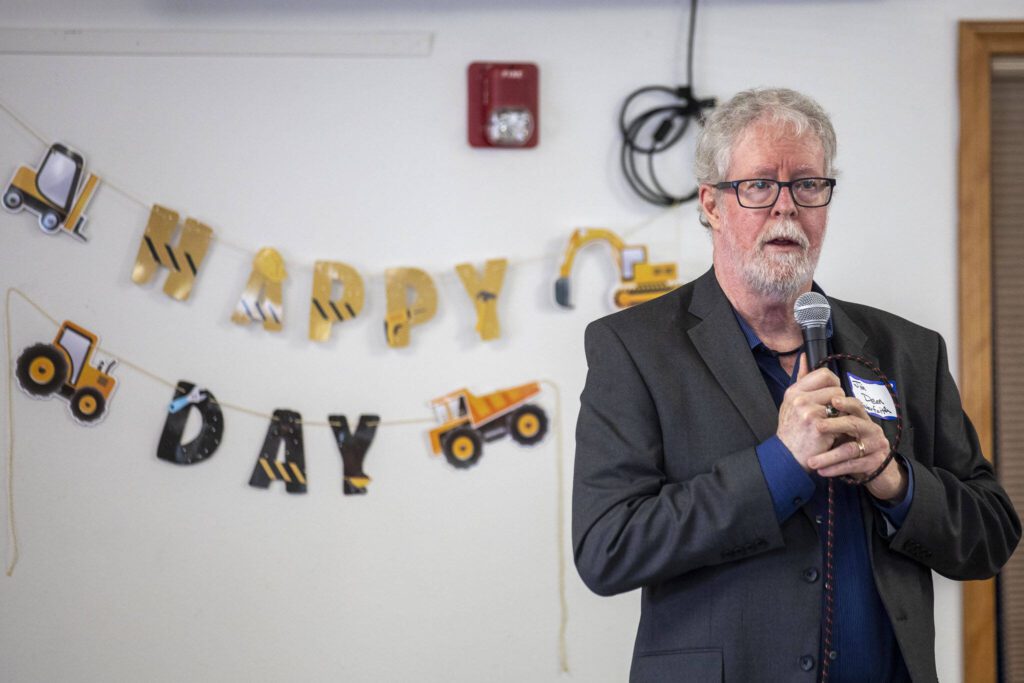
top-left (847, 372), bottom-right (897, 421)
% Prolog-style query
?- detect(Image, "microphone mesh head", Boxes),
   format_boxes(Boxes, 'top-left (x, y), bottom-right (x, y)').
top-left (793, 292), bottom-right (831, 328)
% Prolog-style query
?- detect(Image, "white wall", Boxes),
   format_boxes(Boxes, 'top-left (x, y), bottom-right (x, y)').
top-left (0, 1), bottom-right (1020, 681)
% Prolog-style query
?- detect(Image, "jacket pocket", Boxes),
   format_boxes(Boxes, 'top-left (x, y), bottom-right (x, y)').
top-left (630, 647), bottom-right (722, 683)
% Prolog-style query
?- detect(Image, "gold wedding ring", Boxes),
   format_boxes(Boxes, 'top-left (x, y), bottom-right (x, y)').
top-left (856, 440), bottom-right (866, 458)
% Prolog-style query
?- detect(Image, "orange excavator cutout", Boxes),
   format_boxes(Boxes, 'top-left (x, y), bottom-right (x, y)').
top-left (554, 228), bottom-right (678, 309)
top-left (15, 321), bottom-right (117, 424)
top-left (428, 382), bottom-right (548, 469)
top-left (3, 143), bottom-right (100, 241)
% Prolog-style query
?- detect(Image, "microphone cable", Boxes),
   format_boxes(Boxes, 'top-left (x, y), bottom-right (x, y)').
top-left (618, 0), bottom-right (716, 206)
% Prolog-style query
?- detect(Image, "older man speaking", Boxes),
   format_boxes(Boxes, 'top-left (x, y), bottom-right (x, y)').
top-left (572, 88), bottom-right (1019, 682)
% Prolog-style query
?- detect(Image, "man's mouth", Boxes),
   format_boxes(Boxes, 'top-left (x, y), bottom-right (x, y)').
top-left (758, 219), bottom-right (810, 252)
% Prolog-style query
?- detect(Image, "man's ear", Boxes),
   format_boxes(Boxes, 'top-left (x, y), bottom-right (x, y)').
top-left (698, 184), bottom-right (721, 229)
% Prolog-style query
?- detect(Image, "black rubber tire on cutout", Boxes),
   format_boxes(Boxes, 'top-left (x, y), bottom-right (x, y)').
top-left (442, 427), bottom-right (483, 469)
top-left (509, 404), bottom-right (548, 446)
top-left (39, 210), bottom-right (60, 233)
top-left (3, 188), bottom-right (23, 210)
top-left (15, 343), bottom-right (67, 397)
top-left (70, 387), bottom-right (105, 423)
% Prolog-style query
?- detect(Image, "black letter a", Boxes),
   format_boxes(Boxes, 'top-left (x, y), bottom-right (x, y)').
top-left (249, 409), bottom-right (306, 494)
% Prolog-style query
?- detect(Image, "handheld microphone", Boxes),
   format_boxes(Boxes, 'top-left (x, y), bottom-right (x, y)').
top-left (793, 292), bottom-right (831, 370)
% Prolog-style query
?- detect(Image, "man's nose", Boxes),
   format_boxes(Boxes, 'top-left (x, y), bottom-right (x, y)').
top-left (772, 185), bottom-right (798, 217)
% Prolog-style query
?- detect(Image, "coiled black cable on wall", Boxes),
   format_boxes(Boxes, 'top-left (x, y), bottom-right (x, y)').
top-left (619, 0), bottom-right (715, 206)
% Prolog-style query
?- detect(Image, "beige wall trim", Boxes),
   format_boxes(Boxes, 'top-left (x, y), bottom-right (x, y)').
top-left (958, 20), bottom-right (1024, 683)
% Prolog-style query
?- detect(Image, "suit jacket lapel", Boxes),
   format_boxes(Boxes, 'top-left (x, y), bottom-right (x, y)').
top-left (828, 298), bottom-right (870, 367)
top-left (687, 269), bottom-right (779, 443)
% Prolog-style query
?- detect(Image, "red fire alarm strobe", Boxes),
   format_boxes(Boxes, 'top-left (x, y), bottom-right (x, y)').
top-left (467, 62), bottom-right (539, 148)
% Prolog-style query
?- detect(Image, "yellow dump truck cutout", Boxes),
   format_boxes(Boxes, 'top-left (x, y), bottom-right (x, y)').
top-left (428, 382), bottom-right (548, 469)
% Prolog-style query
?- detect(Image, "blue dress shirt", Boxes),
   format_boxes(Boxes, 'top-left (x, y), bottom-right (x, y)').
top-left (732, 305), bottom-right (913, 682)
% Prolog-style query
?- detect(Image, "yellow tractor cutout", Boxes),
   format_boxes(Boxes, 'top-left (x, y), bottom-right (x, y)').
top-left (15, 321), bottom-right (118, 424)
top-left (428, 382), bottom-right (548, 469)
top-left (3, 143), bottom-right (100, 241)
top-left (555, 227), bottom-right (679, 309)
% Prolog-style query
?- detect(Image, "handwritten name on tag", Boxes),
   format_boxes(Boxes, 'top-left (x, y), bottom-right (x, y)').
top-left (847, 372), bottom-right (897, 421)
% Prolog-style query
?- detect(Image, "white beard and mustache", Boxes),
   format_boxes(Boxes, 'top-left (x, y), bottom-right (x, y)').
top-left (738, 218), bottom-right (822, 300)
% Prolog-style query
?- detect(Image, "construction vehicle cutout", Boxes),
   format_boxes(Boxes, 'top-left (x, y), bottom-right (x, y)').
top-left (15, 321), bottom-right (117, 425)
top-left (555, 228), bottom-right (679, 309)
top-left (3, 143), bottom-right (100, 241)
top-left (428, 382), bottom-right (548, 469)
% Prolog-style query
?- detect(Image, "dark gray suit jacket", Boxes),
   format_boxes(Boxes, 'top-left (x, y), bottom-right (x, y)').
top-left (572, 268), bottom-right (1020, 682)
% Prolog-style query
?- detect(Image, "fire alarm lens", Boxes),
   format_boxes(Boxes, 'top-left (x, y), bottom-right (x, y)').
top-left (487, 107), bottom-right (535, 146)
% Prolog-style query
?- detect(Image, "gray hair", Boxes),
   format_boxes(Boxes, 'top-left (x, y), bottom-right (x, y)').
top-left (694, 87), bottom-right (837, 227)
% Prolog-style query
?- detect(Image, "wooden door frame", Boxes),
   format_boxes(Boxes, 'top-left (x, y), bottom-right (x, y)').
top-left (959, 20), bottom-right (1024, 683)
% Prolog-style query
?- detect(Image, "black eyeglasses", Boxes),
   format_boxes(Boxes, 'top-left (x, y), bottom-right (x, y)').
top-left (712, 177), bottom-right (837, 209)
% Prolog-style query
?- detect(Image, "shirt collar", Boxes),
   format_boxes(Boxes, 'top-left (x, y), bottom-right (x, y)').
top-left (732, 282), bottom-right (834, 351)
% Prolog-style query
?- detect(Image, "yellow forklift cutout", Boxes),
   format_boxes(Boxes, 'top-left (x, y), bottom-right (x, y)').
top-left (427, 382), bottom-right (548, 469)
top-left (3, 143), bottom-right (100, 241)
top-left (15, 321), bottom-right (118, 424)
